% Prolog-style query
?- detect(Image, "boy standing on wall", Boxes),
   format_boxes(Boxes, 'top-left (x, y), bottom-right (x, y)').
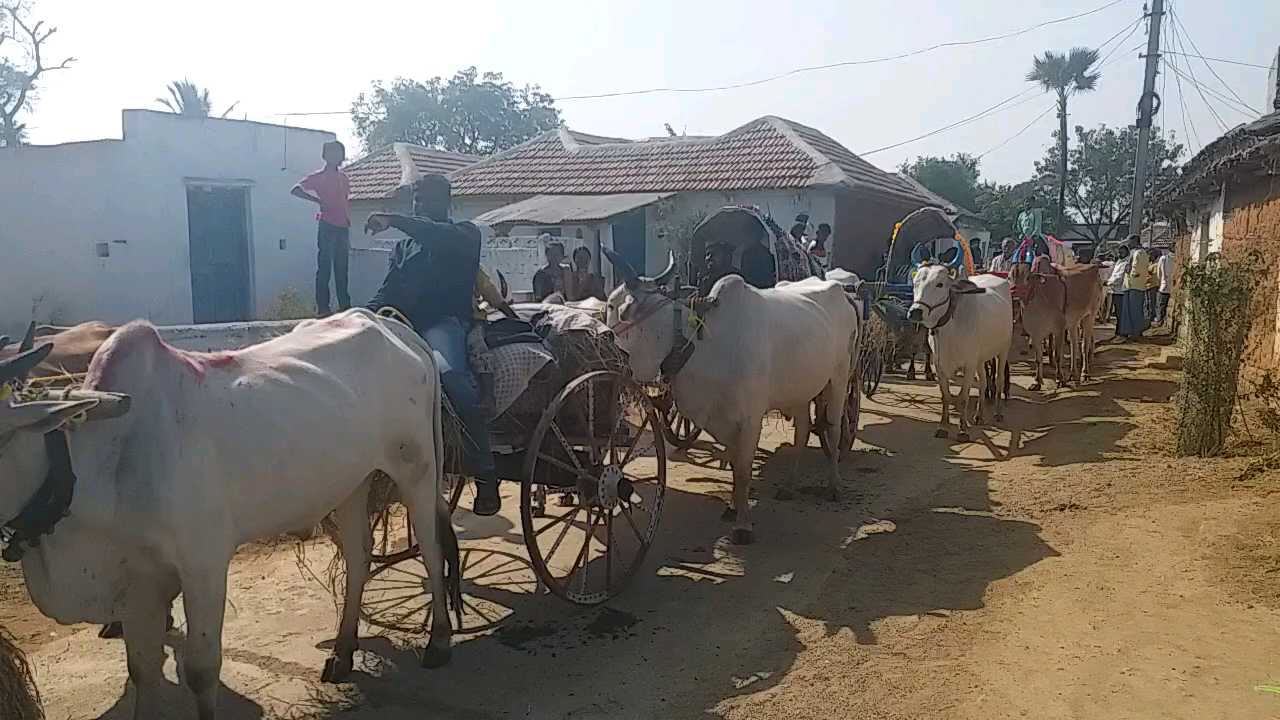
top-left (292, 140), bottom-right (351, 316)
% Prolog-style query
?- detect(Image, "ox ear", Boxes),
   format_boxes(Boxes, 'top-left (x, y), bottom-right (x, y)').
top-left (0, 399), bottom-right (99, 436)
top-left (954, 279), bottom-right (985, 295)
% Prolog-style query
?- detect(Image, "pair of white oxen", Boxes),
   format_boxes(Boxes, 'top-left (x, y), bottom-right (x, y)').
top-left (0, 252), bottom-right (891, 719)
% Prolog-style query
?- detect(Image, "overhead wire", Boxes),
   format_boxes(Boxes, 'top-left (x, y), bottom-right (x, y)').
top-left (1169, 10), bottom-right (1253, 111)
top-left (1168, 12), bottom-right (1228, 132)
top-left (555, 0), bottom-right (1133, 101)
top-left (1162, 60), bottom-right (1258, 117)
top-left (860, 12), bottom-right (1144, 157)
top-left (976, 104), bottom-right (1057, 159)
top-left (1160, 51), bottom-right (1271, 70)
top-left (1164, 16), bottom-right (1201, 153)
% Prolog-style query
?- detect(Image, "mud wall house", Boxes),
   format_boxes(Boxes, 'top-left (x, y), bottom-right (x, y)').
top-left (438, 117), bottom-right (936, 286)
top-left (1158, 59), bottom-right (1280, 371)
top-left (0, 110), bottom-right (337, 336)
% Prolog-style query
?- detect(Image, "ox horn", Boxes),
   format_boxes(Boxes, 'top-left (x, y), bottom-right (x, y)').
top-left (640, 251), bottom-right (677, 287)
top-left (602, 247), bottom-right (640, 289)
top-left (0, 343), bottom-right (53, 386)
top-left (497, 270), bottom-right (510, 302)
top-left (18, 321), bottom-right (36, 352)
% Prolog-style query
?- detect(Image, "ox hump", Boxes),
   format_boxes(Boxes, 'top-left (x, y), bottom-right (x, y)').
top-left (84, 321), bottom-right (163, 391)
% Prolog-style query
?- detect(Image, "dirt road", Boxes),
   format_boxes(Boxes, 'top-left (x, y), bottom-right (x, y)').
top-left (5, 338), bottom-right (1279, 719)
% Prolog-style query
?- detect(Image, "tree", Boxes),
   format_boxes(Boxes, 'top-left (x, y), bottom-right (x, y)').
top-left (1027, 47), bottom-right (1101, 232)
top-left (0, 2), bottom-right (75, 147)
top-left (899, 153), bottom-right (981, 210)
top-left (351, 67), bottom-right (561, 155)
top-left (156, 79), bottom-right (238, 118)
top-left (1033, 123), bottom-right (1184, 245)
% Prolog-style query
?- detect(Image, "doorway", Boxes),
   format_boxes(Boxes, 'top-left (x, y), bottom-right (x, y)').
top-left (611, 209), bottom-right (647, 277)
top-left (186, 185), bottom-right (251, 323)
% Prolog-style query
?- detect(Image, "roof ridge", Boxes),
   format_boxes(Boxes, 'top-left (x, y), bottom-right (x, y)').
top-left (443, 127), bottom-right (564, 179)
top-left (762, 116), bottom-right (845, 186)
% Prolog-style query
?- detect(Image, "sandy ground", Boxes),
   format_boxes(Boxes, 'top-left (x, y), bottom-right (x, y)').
top-left (4, 333), bottom-right (1280, 719)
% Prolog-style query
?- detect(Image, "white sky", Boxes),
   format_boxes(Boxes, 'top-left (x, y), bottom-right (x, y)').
top-left (17, 0), bottom-right (1280, 184)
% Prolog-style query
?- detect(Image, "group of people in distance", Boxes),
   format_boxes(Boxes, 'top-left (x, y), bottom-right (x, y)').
top-left (531, 237), bottom-right (606, 303)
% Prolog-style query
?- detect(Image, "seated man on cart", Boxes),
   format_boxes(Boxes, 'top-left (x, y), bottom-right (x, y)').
top-left (364, 174), bottom-right (509, 517)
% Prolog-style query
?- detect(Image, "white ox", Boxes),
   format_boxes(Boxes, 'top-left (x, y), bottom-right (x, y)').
top-left (604, 251), bottom-right (860, 545)
top-left (0, 309), bottom-right (457, 720)
top-left (909, 265), bottom-right (1013, 442)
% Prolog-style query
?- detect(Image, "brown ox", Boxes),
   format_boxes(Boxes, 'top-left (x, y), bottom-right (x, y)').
top-left (1009, 257), bottom-right (1068, 390)
top-left (0, 321), bottom-right (116, 377)
top-left (1056, 262), bottom-right (1105, 382)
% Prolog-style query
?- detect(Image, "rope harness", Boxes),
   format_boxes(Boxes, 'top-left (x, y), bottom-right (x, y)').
top-left (1, 431), bottom-right (77, 563)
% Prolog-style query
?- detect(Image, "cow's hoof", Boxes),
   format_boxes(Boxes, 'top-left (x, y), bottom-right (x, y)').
top-left (720, 505), bottom-right (736, 522)
top-left (774, 487), bottom-right (795, 501)
top-left (320, 654), bottom-right (353, 683)
top-left (731, 528), bottom-right (755, 545)
top-left (420, 644), bottom-right (452, 669)
top-left (957, 432), bottom-right (971, 443)
top-left (98, 622), bottom-right (124, 640)
top-left (934, 428), bottom-right (948, 439)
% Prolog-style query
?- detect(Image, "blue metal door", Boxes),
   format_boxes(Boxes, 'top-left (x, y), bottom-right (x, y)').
top-left (186, 185), bottom-right (251, 323)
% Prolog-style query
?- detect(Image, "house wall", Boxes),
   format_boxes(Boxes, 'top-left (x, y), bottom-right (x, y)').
top-left (1219, 177), bottom-right (1280, 372)
top-left (0, 110), bottom-right (335, 336)
top-left (1183, 184), bottom-right (1226, 264)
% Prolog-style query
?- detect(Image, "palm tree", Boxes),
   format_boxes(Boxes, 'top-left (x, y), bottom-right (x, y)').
top-left (1027, 47), bottom-right (1101, 232)
top-left (156, 79), bottom-right (239, 119)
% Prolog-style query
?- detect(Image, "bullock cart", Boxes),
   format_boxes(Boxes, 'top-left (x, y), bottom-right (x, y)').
top-left (673, 205), bottom-right (859, 454)
top-left (361, 306), bottom-right (669, 634)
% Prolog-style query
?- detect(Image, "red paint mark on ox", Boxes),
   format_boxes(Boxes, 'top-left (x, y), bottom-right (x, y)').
top-left (84, 321), bottom-right (240, 391)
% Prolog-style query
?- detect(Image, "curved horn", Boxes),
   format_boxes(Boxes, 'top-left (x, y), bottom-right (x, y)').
top-left (0, 343), bottom-right (53, 385)
top-left (18, 321), bottom-right (36, 352)
top-left (497, 270), bottom-right (510, 302)
top-left (602, 247), bottom-right (640, 288)
top-left (640, 251), bottom-right (677, 287)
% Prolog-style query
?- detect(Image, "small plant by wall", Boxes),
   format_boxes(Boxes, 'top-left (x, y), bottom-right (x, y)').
top-left (262, 287), bottom-right (313, 321)
top-left (1176, 252), bottom-right (1259, 457)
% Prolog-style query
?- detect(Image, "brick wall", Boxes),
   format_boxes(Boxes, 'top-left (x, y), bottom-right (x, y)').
top-left (1221, 177), bottom-right (1280, 372)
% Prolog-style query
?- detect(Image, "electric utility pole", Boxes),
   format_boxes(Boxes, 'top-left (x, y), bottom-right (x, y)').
top-left (1128, 0), bottom-right (1165, 238)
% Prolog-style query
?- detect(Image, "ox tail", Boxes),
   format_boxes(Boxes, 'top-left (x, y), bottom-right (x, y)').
top-left (429, 364), bottom-right (464, 629)
top-left (437, 497), bottom-right (463, 630)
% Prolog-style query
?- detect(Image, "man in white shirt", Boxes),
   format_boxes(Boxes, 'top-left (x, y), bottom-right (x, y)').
top-left (1154, 249), bottom-right (1174, 326)
top-left (1106, 251), bottom-right (1129, 336)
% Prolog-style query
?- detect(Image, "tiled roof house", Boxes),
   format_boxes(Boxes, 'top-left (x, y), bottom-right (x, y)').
top-left (446, 116), bottom-right (939, 276)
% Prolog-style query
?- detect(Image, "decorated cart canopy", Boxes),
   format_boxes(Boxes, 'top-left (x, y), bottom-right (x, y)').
top-left (687, 205), bottom-right (823, 288)
top-left (882, 206), bottom-right (975, 284)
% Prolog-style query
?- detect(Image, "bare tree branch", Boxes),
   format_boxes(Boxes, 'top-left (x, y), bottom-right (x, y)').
top-left (0, 3), bottom-right (75, 145)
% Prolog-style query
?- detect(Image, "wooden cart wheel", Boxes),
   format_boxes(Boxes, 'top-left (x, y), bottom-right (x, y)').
top-left (521, 369), bottom-right (667, 605)
top-left (368, 477), bottom-right (465, 566)
top-left (860, 347), bottom-right (883, 398)
top-left (663, 406), bottom-right (703, 450)
top-left (361, 546), bottom-right (536, 635)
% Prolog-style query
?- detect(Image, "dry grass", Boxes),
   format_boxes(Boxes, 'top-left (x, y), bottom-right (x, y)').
top-left (0, 627), bottom-right (42, 720)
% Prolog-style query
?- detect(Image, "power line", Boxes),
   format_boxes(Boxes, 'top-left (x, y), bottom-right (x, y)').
top-left (555, 0), bottom-right (1133, 101)
top-left (1165, 31), bottom-right (1201, 152)
top-left (976, 103), bottom-right (1057, 158)
top-left (1161, 51), bottom-right (1272, 70)
top-left (1162, 59), bottom-right (1258, 117)
top-left (1169, 9), bottom-right (1252, 115)
top-left (859, 14), bottom-right (1144, 158)
top-left (1168, 15), bottom-right (1227, 132)
top-left (859, 88), bottom-right (1036, 156)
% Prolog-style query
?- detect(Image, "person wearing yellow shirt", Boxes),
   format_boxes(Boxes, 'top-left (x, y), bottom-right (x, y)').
top-left (1117, 235), bottom-right (1151, 341)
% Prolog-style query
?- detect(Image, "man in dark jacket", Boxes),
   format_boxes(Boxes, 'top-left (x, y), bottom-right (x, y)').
top-left (365, 174), bottom-right (501, 516)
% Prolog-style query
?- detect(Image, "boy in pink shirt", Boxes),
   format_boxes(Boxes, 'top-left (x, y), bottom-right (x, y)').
top-left (292, 140), bottom-right (351, 315)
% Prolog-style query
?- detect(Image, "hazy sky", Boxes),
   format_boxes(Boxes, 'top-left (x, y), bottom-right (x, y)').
top-left (17, 0), bottom-right (1280, 184)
